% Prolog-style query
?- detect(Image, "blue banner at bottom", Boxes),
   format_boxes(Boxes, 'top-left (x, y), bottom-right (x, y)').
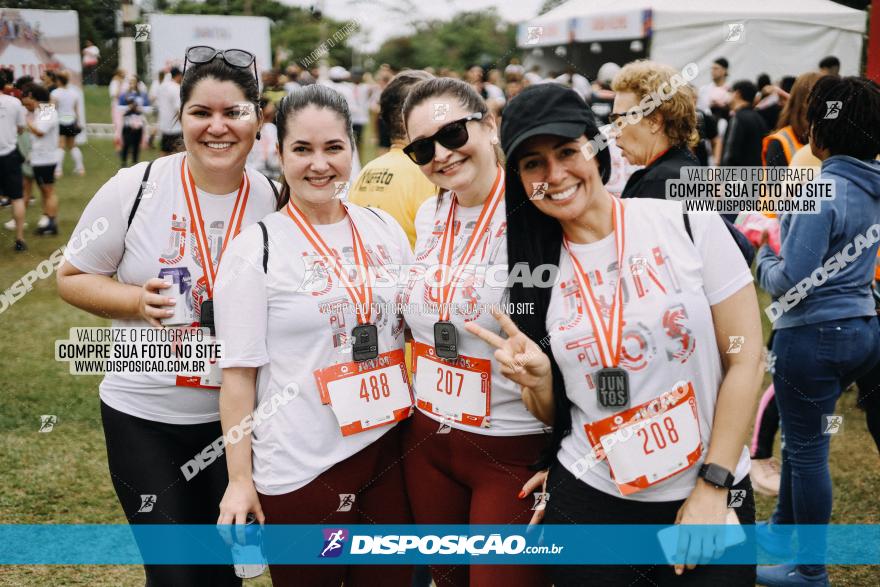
top-left (1, 525), bottom-right (878, 565)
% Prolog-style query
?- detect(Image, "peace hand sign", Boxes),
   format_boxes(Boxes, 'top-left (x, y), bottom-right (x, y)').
top-left (464, 308), bottom-right (553, 411)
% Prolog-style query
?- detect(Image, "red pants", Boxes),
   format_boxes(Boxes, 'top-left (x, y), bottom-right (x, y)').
top-left (258, 425), bottom-right (412, 587)
top-left (401, 410), bottom-right (551, 587)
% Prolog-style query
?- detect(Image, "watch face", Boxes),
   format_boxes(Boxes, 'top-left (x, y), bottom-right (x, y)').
top-left (702, 463), bottom-right (733, 487)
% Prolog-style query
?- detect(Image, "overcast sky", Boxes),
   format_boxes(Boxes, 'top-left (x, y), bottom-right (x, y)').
top-left (280, 0), bottom-right (548, 52)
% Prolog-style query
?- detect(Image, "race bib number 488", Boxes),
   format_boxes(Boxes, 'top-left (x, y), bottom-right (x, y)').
top-left (314, 349), bottom-right (414, 436)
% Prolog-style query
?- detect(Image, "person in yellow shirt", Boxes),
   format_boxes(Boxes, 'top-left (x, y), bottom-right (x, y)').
top-left (349, 70), bottom-right (438, 248)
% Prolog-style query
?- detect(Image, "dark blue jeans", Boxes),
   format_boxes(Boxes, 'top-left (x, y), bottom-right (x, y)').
top-left (770, 316), bottom-right (880, 574)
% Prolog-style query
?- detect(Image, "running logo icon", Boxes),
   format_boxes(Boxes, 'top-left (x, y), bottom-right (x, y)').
top-left (39, 415), bottom-right (57, 433)
top-left (822, 414), bottom-right (843, 435)
top-left (530, 182), bottom-right (548, 201)
top-left (141, 181), bottom-right (158, 200)
top-left (531, 492), bottom-right (549, 511)
top-left (333, 181), bottom-right (350, 200)
top-left (319, 528), bottom-right (348, 558)
top-left (765, 349), bottom-right (776, 374)
top-left (726, 336), bottom-right (745, 354)
top-left (134, 24), bottom-right (151, 42)
top-left (824, 101), bottom-right (842, 119)
top-left (526, 27), bottom-right (543, 45)
top-left (138, 494), bottom-right (157, 513)
top-left (437, 417), bottom-right (454, 434)
top-left (37, 103), bottom-right (56, 121)
top-left (727, 489), bottom-right (746, 508)
top-left (630, 256), bottom-right (647, 276)
top-left (432, 103), bottom-right (450, 121)
top-left (725, 23), bottom-right (745, 42)
top-left (337, 494), bottom-right (355, 512)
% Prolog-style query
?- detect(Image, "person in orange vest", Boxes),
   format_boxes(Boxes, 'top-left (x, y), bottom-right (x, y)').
top-left (761, 72), bottom-right (823, 167)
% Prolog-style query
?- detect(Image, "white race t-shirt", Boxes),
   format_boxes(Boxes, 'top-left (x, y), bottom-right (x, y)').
top-left (549, 199), bottom-right (752, 502)
top-left (0, 94), bottom-right (26, 156)
top-left (156, 79), bottom-right (181, 134)
top-left (50, 87), bottom-right (79, 125)
top-left (28, 108), bottom-right (60, 166)
top-left (402, 194), bottom-right (549, 436)
top-left (65, 152), bottom-right (278, 424)
top-left (83, 45), bottom-right (100, 67)
top-left (215, 205), bottom-right (413, 495)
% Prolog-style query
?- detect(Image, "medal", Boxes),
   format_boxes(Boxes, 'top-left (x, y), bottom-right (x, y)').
top-left (596, 367), bottom-right (629, 408)
top-left (351, 323), bottom-right (379, 361)
top-left (180, 156), bottom-right (250, 333)
top-left (564, 196), bottom-right (629, 410)
top-left (432, 166), bottom-right (505, 358)
top-left (284, 200), bottom-right (378, 362)
top-left (433, 320), bottom-right (459, 360)
top-left (199, 299), bottom-right (215, 335)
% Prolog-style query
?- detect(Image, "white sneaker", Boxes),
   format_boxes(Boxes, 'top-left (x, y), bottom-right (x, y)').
top-left (751, 457), bottom-right (781, 496)
top-left (4, 218), bottom-right (27, 230)
top-left (37, 215), bottom-right (50, 229)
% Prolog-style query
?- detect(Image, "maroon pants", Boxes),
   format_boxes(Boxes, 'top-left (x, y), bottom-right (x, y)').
top-left (258, 425), bottom-right (412, 587)
top-left (401, 410), bottom-right (551, 587)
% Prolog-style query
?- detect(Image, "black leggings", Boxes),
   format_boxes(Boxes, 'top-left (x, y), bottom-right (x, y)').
top-left (542, 464), bottom-right (756, 587)
top-left (856, 360), bottom-right (880, 454)
top-left (121, 127), bottom-right (143, 166)
top-left (100, 400), bottom-right (241, 587)
top-left (752, 389), bottom-right (780, 459)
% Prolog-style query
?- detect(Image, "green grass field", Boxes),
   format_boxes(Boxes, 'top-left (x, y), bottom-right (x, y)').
top-left (0, 89), bottom-right (878, 586)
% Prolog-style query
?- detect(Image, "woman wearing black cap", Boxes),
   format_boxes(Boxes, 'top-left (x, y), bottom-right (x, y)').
top-left (398, 77), bottom-right (551, 587)
top-left (466, 82), bottom-right (764, 586)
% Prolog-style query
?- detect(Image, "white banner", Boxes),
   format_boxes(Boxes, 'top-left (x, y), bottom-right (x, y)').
top-left (0, 8), bottom-right (81, 84)
top-left (0, 8), bottom-right (85, 142)
top-left (516, 19), bottom-right (573, 48)
top-left (573, 9), bottom-right (650, 43)
top-left (148, 14), bottom-right (271, 82)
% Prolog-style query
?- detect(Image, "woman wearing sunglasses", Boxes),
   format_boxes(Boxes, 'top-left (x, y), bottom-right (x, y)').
top-left (57, 47), bottom-right (277, 586)
top-left (399, 77), bottom-right (551, 587)
top-left (215, 84), bottom-right (415, 586)
top-left (466, 83), bottom-right (764, 586)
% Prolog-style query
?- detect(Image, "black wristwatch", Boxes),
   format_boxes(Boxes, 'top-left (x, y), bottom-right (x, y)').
top-left (697, 463), bottom-right (735, 489)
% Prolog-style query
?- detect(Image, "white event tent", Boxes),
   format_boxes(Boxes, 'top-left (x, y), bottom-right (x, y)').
top-left (517, 0), bottom-right (867, 84)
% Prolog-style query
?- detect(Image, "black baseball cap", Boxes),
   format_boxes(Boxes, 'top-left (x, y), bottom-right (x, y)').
top-left (500, 83), bottom-right (609, 181)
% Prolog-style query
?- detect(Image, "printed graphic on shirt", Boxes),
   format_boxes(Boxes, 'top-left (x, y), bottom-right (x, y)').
top-left (356, 168), bottom-right (395, 191)
top-left (157, 213), bottom-right (230, 323)
top-left (407, 212), bottom-right (508, 322)
top-left (159, 213), bottom-right (188, 265)
top-left (300, 240), bottom-right (403, 352)
top-left (554, 243), bottom-right (695, 391)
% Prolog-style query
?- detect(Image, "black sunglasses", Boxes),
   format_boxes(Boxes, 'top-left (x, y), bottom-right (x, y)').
top-left (404, 112), bottom-right (483, 165)
top-left (183, 46), bottom-right (257, 81)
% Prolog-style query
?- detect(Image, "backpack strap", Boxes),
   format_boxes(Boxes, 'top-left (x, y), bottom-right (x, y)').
top-left (258, 221), bottom-right (269, 274)
top-left (261, 172), bottom-right (280, 205)
top-left (682, 210), bottom-right (694, 242)
top-left (127, 160), bottom-right (155, 230)
top-left (365, 207), bottom-right (387, 223)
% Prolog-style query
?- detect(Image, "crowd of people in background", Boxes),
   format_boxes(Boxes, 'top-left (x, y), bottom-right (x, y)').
top-left (2, 44), bottom-right (878, 587)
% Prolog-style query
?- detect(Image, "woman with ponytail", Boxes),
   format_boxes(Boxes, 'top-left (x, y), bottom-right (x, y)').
top-left (215, 84), bottom-right (415, 586)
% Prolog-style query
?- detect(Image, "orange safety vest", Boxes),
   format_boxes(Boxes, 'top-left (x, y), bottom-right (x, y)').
top-left (761, 126), bottom-right (803, 167)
